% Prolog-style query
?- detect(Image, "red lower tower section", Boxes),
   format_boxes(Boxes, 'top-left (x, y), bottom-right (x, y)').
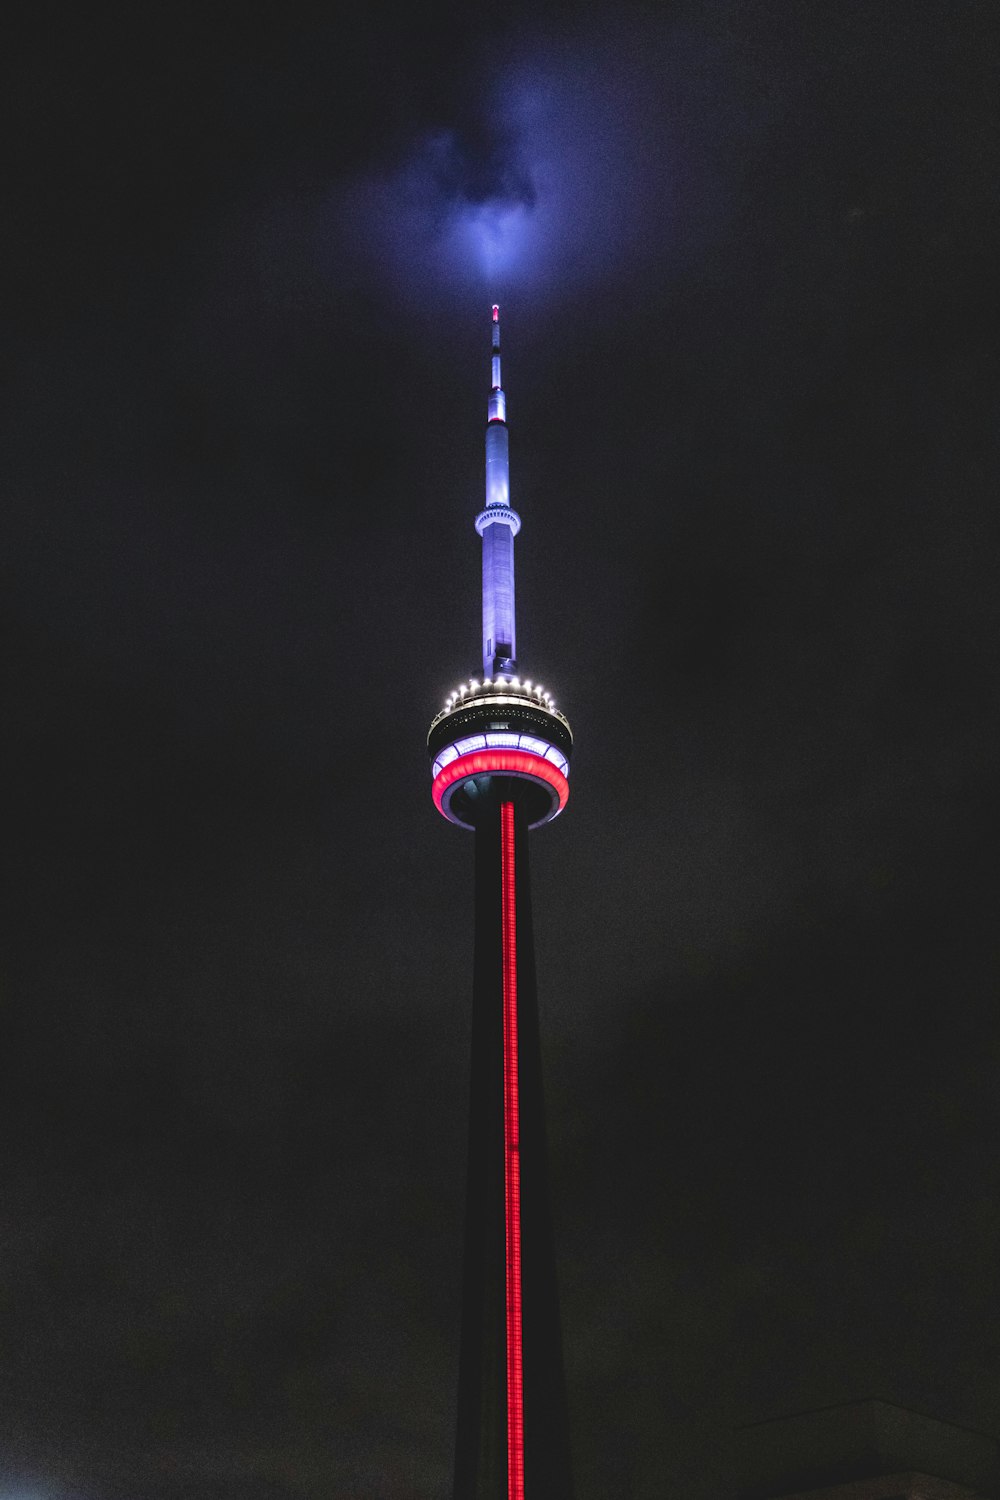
top-left (501, 801), bottom-right (525, 1500)
top-left (451, 787), bottom-right (574, 1500)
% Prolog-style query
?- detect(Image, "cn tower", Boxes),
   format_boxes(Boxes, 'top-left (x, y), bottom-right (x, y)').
top-left (428, 306), bottom-right (574, 1500)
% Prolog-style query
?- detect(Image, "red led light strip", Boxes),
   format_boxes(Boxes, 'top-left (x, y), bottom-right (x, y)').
top-left (501, 800), bottom-right (525, 1500)
top-left (431, 749), bottom-right (569, 823)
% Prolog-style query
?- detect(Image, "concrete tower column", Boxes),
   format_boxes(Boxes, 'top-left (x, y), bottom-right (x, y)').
top-left (427, 306), bottom-right (575, 1500)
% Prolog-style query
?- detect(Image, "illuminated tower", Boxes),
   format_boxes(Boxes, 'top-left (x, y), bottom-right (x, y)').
top-left (428, 306), bottom-right (574, 1500)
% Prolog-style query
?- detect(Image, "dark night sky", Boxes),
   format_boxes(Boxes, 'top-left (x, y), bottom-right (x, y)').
top-left (3, 2), bottom-right (1000, 1496)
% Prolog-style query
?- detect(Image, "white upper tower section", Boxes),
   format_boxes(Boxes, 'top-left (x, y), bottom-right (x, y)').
top-left (476, 304), bottom-right (521, 678)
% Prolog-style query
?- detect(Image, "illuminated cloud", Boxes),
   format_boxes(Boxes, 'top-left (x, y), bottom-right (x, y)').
top-left (331, 29), bottom-right (693, 306)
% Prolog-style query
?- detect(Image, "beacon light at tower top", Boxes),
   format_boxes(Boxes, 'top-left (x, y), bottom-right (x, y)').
top-left (427, 304), bottom-right (572, 832)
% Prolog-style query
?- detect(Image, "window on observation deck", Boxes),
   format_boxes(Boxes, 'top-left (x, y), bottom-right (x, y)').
top-left (455, 735), bottom-right (487, 756)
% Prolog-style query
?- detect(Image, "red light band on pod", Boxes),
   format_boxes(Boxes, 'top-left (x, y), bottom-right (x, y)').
top-left (431, 749), bottom-right (569, 822)
top-left (501, 800), bottom-right (524, 1500)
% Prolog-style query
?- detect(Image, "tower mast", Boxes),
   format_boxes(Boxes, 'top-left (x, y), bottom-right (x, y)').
top-left (478, 303), bottom-right (521, 678)
top-left (427, 308), bottom-right (575, 1500)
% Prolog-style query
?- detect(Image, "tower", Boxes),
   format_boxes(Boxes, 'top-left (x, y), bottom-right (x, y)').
top-left (428, 306), bottom-right (575, 1500)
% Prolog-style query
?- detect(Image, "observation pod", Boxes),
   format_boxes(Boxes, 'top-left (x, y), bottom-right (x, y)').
top-left (428, 679), bottom-right (573, 829)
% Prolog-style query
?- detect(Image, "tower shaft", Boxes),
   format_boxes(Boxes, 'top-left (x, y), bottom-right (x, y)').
top-left (501, 800), bottom-right (525, 1500)
top-left (429, 307), bottom-right (575, 1499)
top-left (453, 789), bottom-right (574, 1500)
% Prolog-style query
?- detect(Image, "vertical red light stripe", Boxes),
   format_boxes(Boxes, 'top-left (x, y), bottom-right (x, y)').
top-left (500, 800), bottom-right (525, 1500)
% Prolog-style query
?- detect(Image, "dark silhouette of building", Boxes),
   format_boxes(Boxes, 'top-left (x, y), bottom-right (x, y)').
top-left (739, 1401), bottom-right (998, 1500)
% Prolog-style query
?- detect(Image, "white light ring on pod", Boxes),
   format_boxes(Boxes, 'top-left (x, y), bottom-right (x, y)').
top-left (432, 734), bottom-right (569, 781)
top-left (431, 749), bottom-right (570, 829)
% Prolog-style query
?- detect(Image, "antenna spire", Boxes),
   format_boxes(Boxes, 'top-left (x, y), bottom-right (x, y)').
top-left (477, 304), bottom-right (521, 677)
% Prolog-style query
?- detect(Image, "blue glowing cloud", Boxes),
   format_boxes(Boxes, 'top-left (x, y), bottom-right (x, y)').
top-left (331, 30), bottom-right (693, 307)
